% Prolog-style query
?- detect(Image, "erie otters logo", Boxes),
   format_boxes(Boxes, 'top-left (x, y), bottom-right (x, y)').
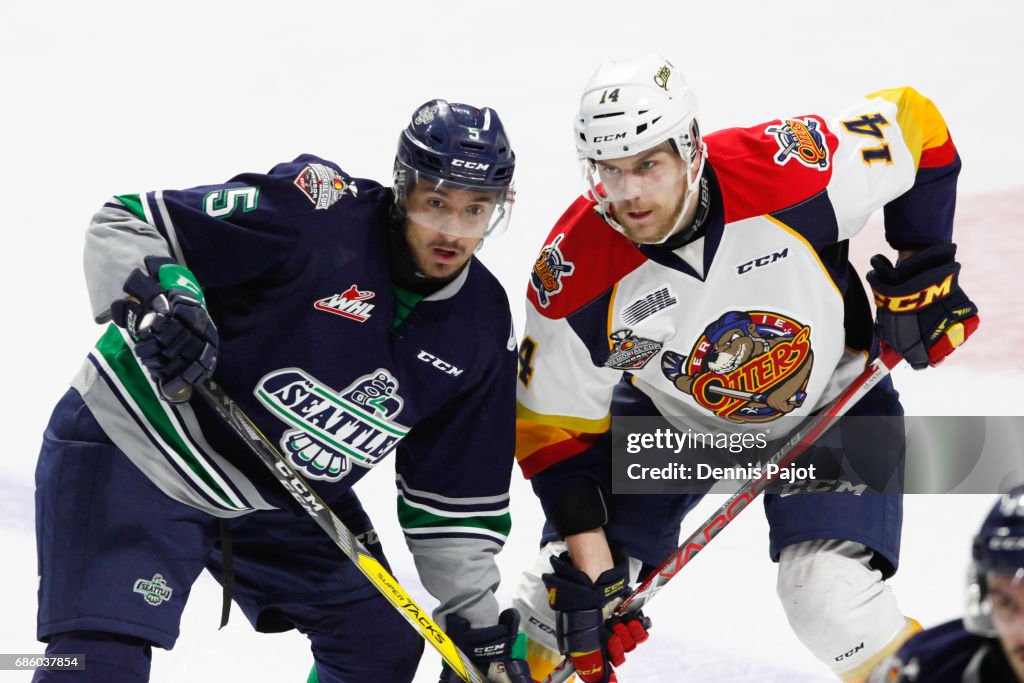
top-left (530, 233), bottom-right (575, 307)
top-left (294, 163), bottom-right (357, 210)
top-left (255, 368), bottom-right (409, 481)
top-left (765, 117), bottom-right (830, 170)
top-left (605, 329), bottom-right (662, 371)
top-left (661, 310), bottom-right (814, 423)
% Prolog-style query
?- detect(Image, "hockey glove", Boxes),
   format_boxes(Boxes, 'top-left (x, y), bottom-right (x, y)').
top-left (542, 553), bottom-right (650, 683)
top-left (110, 255), bottom-right (219, 402)
top-left (439, 608), bottom-right (533, 683)
top-left (866, 243), bottom-right (979, 370)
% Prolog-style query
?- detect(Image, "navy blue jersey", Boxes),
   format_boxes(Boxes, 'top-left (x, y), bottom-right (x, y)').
top-left (870, 619), bottom-right (1015, 682)
top-left (71, 154), bottom-right (517, 625)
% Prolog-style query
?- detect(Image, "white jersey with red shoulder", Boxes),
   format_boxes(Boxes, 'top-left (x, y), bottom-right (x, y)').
top-left (516, 87), bottom-right (959, 477)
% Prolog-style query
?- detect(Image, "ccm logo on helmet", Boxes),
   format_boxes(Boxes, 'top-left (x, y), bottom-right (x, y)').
top-left (452, 159), bottom-right (490, 170)
top-left (593, 132), bottom-right (627, 143)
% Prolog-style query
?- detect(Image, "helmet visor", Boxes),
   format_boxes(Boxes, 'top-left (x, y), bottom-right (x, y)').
top-left (398, 163), bottom-right (514, 238)
top-left (584, 145), bottom-right (689, 204)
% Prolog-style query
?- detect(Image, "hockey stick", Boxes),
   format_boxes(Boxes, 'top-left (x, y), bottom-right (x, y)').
top-left (196, 381), bottom-right (486, 683)
top-left (543, 345), bottom-right (904, 683)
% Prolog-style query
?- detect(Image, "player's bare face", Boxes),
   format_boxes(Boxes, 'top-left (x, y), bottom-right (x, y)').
top-left (403, 180), bottom-right (491, 279)
top-left (988, 572), bottom-right (1024, 681)
top-left (596, 142), bottom-right (689, 244)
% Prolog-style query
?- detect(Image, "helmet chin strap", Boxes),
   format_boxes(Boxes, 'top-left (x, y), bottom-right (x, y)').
top-left (653, 165), bottom-right (710, 248)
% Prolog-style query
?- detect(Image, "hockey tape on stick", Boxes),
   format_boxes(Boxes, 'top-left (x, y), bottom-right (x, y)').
top-left (542, 345), bottom-right (903, 683)
top-left (197, 381), bottom-right (486, 683)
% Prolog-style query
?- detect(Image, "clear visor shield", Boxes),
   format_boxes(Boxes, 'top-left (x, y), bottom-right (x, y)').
top-left (584, 152), bottom-right (690, 205)
top-left (966, 565), bottom-right (1024, 637)
top-left (399, 166), bottom-right (514, 239)
top-left (987, 568), bottom-right (1024, 625)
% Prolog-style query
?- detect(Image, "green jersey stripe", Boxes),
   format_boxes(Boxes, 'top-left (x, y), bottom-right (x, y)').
top-left (94, 326), bottom-right (246, 510)
top-left (114, 194), bottom-right (147, 221)
top-left (397, 496), bottom-right (512, 538)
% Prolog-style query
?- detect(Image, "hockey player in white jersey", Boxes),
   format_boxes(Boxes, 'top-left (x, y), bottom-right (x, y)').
top-left (514, 54), bottom-right (979, 682)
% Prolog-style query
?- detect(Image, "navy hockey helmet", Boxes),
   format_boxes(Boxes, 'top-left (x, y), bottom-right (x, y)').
top-left (394, 99), bottom-right (516, 238)
top-left (965, 486), bottom-right (1024, 636)
top-left (974, 487), bottom-right (1024, 579)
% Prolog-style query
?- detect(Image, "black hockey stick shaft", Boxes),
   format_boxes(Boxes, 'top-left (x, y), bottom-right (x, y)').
top-left (543, 345), bottom-right (903, 683)
top-left (196, 381), bottom-right (486, 683)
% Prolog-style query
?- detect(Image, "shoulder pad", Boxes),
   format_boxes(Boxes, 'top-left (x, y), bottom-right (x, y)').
top-left (526, 195), bottom-right (646, 319)
top-left (706, 115), bottom-right (838, 223)
top-left (257, 154), bottom-right (365, 211)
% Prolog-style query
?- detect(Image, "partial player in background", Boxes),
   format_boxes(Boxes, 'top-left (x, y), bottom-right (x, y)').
top-left (514, 54), bottom-right (979, 682)
top-left (870, 487), bottom-right (1024, 682)
top-left (33, 101), bottom-right (531, 682)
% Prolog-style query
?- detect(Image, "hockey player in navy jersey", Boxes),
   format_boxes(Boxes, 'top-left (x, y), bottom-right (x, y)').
top-left (513, 54), bottom-right (979, 682)
top-left (33, 100), bottom-right (532, 682)
top-left (870, 488), bottom-right (1024, 682)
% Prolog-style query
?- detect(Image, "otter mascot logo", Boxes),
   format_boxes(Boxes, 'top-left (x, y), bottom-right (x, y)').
top-left (661, 310), bottom-right (813, 423)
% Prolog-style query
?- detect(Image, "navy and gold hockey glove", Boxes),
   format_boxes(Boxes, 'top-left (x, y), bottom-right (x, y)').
top-left (440, 608), bottom-right (533, 683)
top-left (111, 255), bottom-right (218, 402)
top-left (542, 553), bottom-right (650, 683)
top-left (866, 243), bottom-right (979, 370)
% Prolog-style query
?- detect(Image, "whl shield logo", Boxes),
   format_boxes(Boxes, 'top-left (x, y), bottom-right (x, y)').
top-left (315, 285), bottom-right (376, 323)
top-left (255, 368), bottom-right (410, 481)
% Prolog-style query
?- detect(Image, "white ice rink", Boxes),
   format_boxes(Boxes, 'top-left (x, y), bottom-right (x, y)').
top-left (1, 2), bottom-right (1021, 680)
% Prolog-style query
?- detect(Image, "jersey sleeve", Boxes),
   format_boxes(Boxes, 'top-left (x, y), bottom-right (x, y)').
top-left (515, 303), bottom-right (619, 479)
top-left (394, 312), bottom-right (517, 628)
top-left (83, 155), bottom-right (350, 321)
top-left (515, 291), bottom-right (629, 534)
top-left (827, 87), bottom-right (960, 246)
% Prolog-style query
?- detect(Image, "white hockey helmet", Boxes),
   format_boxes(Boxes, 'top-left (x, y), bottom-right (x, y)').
top-left (574, 54), bottom-right (706, 242)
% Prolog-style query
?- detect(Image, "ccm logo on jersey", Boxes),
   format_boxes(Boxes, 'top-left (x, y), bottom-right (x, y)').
top-left (736, 248), bottom-right (789, 275)
top-left (417, 350), bottom-right (463, 377)
top-left (452, 159), bottom-right (490, 170)
top-left (872, 274), bottom-right (954, 312)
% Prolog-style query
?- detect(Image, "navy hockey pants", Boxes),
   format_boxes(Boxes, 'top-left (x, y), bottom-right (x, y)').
top-left (35, 388), bottom-right (422, 681)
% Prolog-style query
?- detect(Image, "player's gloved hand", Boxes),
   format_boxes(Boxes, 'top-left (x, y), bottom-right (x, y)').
top-left (542, 552), bottom-right (650, 683)
top-left (110, 255), bottom-right (218, 402)
top-left (439, 608), bottom-right (534, 683)
top-left (866, 243), bottom-right (979, 370)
